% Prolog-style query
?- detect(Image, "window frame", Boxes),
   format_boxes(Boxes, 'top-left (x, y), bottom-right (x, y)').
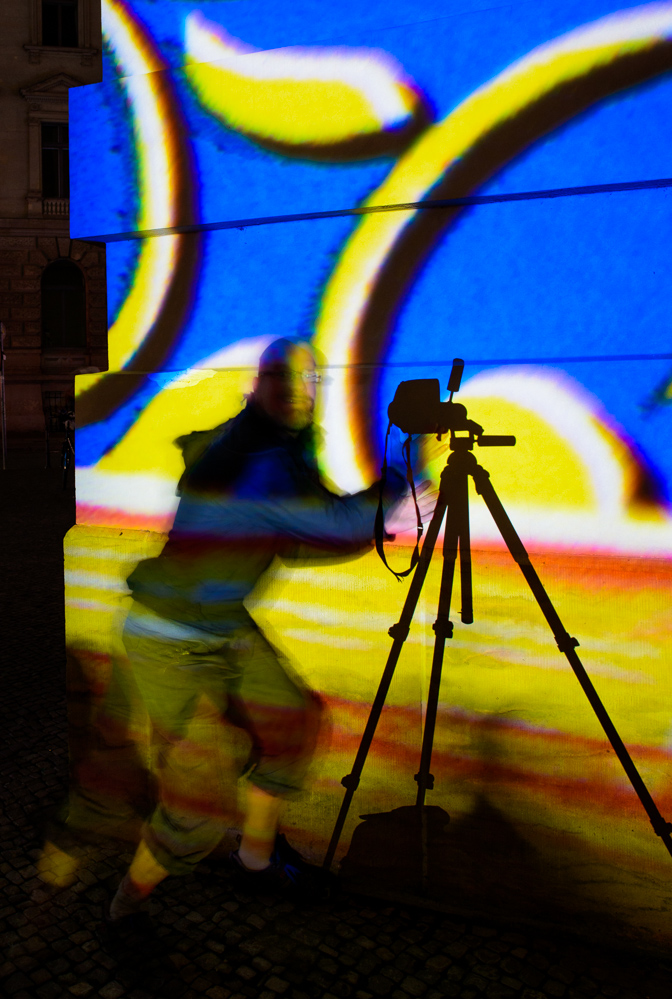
top-left (26, 0), bottom-right (98, 65)
top-left (41, 121), bottom-right (70, 200)
top-left (41, 258), bottom-right (88, 351)
top-left (20, 73), bottom-right (78, 217)
top-left (41, 0), bottom-right (79, 48)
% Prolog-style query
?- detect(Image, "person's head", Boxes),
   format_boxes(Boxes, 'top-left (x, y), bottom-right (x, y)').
top-left (251, 338), bottom-right (320, 432)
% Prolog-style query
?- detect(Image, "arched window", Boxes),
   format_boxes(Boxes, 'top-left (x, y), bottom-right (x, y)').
top-left (41, 260), bottom-right (86, 348)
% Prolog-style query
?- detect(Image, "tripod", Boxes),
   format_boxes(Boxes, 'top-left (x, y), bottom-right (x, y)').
top-left (323, 430), bottom-right (672, 873)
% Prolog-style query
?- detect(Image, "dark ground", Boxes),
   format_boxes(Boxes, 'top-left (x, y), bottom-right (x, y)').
top-left (1, 453), bottom-right (672, 999)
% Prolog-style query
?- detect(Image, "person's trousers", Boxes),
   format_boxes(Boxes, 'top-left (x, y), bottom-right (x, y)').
top-left (122, 601), bottom-right (320, 875)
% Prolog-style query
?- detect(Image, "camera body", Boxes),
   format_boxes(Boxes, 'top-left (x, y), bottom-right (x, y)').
top-left (387, 379), bottom-right (479, 437)
top-left (387, 377), bottom-right (515, 447)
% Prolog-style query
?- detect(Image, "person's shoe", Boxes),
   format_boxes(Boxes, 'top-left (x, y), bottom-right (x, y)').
top-left (230, 833), bottom-right (335, 902)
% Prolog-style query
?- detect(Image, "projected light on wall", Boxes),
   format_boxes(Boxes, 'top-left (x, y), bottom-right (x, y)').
top-left (65, 0), bottom-right (672, 944)
top-left (72, 0), bottom-right (672, 554)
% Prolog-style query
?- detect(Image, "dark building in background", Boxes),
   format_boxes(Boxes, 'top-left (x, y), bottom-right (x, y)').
top-left (0, 0), bottom-right (106, 448)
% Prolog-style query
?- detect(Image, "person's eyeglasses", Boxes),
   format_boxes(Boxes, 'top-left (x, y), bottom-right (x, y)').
top-left (260, 370), bottom-right (322, 384)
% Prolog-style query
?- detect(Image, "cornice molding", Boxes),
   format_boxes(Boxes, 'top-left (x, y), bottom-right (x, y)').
top-left (20, 72), bottom-right (83, 100)
top-left (20, 73), bottom-right (83, 121)
top-left (24, 45), bottom-right (98, 67)
top-left (0, 216), bottom-right (70, 237)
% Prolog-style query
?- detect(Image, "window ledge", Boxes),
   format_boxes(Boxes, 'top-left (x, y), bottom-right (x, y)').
top-left (24, 44), bottom-right (98, 66)
top-left (41, 351), bottom-right (90, 367)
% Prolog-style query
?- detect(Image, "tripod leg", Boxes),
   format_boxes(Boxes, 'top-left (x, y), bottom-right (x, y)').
top-left (322, 491), bottom-right (448, 871)
top-left (413, 498), bottom-right (459, 895)
top-left (458, 470), bottom-right (474, 625)
top-left (472, 462), bottom-right (672, 858)
top-left (415, 461), bottom-right (467, 808)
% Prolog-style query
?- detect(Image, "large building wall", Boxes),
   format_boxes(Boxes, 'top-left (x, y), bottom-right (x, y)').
top-left (0, 0), bottom-right (107, 444)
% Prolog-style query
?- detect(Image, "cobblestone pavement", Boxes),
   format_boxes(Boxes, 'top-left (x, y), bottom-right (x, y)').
top-left (2, 459), bottom-right (671, 999)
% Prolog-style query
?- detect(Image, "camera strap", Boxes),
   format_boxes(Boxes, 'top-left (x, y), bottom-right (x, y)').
top-left (375, 422), bottom-right (424, 580)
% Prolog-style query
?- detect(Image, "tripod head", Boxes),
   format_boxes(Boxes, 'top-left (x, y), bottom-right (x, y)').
top-left (387, 359), bottom-right (515, 450)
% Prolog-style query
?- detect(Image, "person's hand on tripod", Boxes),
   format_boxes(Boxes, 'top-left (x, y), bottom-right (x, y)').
top-left (384, 480), bottom-right (437, 536)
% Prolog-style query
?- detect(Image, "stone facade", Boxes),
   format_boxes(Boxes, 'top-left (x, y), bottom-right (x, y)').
top-left (0, 0), bottom-right (106, 446)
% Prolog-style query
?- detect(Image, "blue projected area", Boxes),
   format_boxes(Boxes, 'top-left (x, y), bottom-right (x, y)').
top-left (71, 0), bottom-right (672, 523)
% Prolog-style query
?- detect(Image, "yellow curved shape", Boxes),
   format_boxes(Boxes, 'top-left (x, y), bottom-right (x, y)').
top-left (427, 401), bottom-right (596, 512)
top-left (313, 2), bottom-right (672, 490)
top-left (77, 0), bottom-right (184, 392)
top-left (184, 10), bottom-right (417, 145)
top-left (426, 370), bottom-right (625, 513)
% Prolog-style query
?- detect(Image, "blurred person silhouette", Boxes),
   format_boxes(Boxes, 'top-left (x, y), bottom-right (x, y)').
top-left (44, 338), bottom-right (433, 923)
